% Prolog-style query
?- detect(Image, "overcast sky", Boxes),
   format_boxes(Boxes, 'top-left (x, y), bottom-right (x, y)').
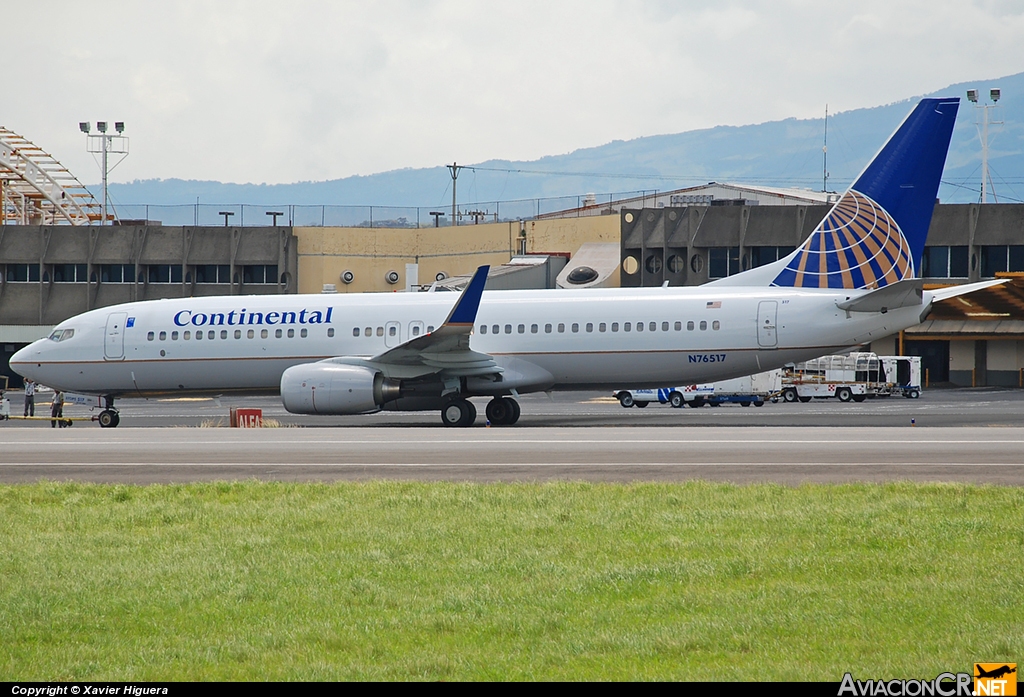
top-left (5, 1), bottom-right (1022, 186)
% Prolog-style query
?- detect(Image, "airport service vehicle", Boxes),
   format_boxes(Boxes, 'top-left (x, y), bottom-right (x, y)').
top-left (615, 370), bottom-right (781, 408)
top-left (781, 352), bottom-right (922, 402)
top-left (11, 98), bottom-right (997, 428)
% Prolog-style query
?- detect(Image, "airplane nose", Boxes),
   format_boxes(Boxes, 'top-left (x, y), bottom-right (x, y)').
top-left (9, 342), bottom-right (42, 380)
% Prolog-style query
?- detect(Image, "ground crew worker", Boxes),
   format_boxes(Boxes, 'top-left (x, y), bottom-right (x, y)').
top-left (24, 378), bottom-right (35, 417)
top-left (51, 390), bottom-right (65, 428)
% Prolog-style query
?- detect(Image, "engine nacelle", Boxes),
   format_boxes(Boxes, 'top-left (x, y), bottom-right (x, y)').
top-left (280, 363), bottom-right (400, 415)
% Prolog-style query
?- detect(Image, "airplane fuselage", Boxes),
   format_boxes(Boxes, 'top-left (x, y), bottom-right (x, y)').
top-left (11, 285), bottom-right (929, 398)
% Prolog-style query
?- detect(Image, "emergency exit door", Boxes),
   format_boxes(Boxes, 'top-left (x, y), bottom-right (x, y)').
top-left (104, 312), bottom-right (128, 360)
top-left (757, 301), bottom-right (778, 348)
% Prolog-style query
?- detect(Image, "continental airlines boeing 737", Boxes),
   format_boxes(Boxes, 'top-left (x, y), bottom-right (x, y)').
top-left (11, 97), bottom-right (1000, 427)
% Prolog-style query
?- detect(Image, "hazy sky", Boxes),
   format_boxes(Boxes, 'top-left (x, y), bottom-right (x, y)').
top-left (5, 0), bottom-right (1022, 185)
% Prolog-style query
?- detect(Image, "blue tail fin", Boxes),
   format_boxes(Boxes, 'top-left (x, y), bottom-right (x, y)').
top-left (771, 98), bottom-right (959, 289)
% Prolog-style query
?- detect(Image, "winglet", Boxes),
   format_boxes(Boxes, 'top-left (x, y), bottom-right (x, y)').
top-left (441, 265), bottom-right (489, 327)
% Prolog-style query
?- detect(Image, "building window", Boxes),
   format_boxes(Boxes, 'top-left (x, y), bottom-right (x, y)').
top-left (980, 246), bottom-right (1024, 278)
top-left (195, 265), bottom-right (231, 284)
top-left (3, 264), bottom-right (41, 282)
top-left (922, 246), bottom-right (969, 278)
top-left (100, 264), bottom-right (135, 283)
top-left (748, 246), bottom-right (795, 269)
top-left (52, 264), bottom-right (88, 283)
top-left (709, 248), bottom-right (740, 279)
top-left (243, 265), bottom-right (279, 284)
top-left (147, 265), bottom-right (183, 284)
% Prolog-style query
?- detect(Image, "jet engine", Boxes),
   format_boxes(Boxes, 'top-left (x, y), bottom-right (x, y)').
top-left (280, 363), bottom-right (400, 414)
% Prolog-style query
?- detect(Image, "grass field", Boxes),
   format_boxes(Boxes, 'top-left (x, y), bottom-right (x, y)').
top-left (1, 481), bottom-right (1021, 680)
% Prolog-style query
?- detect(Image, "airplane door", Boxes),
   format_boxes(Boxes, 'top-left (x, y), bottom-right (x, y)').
top-left (757, 301), bottom-right (778, 348)
top-left (384, 321), bottom-right (401, 348)
top-left (104, 312), bottom-right (128, 360)
top-left (408, 321), bottom-right (425, 339)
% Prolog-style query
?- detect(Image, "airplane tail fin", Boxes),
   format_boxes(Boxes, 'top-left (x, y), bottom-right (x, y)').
top-left (714, 98), bottom-right (960, 290)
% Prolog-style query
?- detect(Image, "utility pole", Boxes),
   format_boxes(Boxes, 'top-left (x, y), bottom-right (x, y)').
top-left (447, 162), bottom-right (463, 227)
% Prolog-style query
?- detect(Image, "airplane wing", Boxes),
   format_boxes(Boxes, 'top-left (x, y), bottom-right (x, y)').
top-left (331, 265), bottom-right (501, 379)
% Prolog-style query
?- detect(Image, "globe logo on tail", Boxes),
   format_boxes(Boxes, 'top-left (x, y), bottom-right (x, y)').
top-left (772, 190), bottom-right (914, 289)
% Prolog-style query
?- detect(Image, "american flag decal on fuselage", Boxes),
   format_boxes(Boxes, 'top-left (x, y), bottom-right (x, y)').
top-left (771, 190), bottom-right (913, 289)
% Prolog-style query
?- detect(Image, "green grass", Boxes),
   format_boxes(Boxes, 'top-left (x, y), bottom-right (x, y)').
top-left (0, 481), bottom-right (1021, 680)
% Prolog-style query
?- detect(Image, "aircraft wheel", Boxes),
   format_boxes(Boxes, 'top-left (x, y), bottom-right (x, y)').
top-left (782, 388), bottom-right (798, 403)
top-left (506, 398), bottom-right (521, 425)
top-left (836, 387), bottom-right (853, 402)
top-left (669, 392), bottom-right (684, 408)
top-left (98, 410), bottom-right (119, 428)
top-left (618, 393), bottom-right (634, 408)
top-left (634, 401), bottom-right (648, 408)
top-left (486, 397), bottom-right (518, 425)
top-left (441, 399), bottom-right (476, 427)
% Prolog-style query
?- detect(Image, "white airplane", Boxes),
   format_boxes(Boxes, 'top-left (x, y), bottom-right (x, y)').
top-left (11, 97), bottom-right (999, 428)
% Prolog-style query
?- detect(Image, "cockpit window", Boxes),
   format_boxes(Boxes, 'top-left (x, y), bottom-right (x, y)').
top-left (48, 329), bottom-right (75, 342)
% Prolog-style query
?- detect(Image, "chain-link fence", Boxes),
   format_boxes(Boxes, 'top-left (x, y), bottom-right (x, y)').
top-left (109, 190), bottom-right (657, 228)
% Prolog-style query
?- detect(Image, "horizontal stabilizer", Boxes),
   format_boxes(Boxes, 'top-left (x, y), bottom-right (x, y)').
top-left (836, 279), bottom-right (923, 313)
top-left (927, 278), bottom-right (1008, 302)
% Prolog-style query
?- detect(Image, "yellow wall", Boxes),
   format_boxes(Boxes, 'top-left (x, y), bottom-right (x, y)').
top-left (295, 214), bottom-right (619, 294)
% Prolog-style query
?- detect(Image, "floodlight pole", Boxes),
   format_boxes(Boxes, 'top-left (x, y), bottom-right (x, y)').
top-left (968, 88), bottom-right (1002, 203)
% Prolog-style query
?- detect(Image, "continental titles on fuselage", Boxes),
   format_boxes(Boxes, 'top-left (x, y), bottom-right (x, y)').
top-left (172, 307), bottom-right (334, 327)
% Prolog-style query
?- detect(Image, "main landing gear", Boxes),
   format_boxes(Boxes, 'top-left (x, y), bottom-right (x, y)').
top-left (440, 396), bottom-right (520, 427)
top-left (98, 395), bottom-right (120, 428)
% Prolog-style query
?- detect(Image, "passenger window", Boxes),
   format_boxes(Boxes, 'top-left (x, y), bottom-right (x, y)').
top-left (220, 330), bottom-right (228, 339)
top-left (687, 321), bottom-right (694, 331)
top-left (637, 322), bottom-right (644, 332)
top-left (545, 324), bottom-right (552, 333)
top-left (147, 332), bottom-right (155, 341)
top-left (427, 326), bottom-right (435, 333)
top-left (276, 329), bottom-right (283, 338)
top-left (301, 328), bottom-right (308, 338)
top-left (531, 324), bottom-right (538, 334)
top-left (586, 323), bottom-right (593, 332)
top-left (518, 324), bottom-right (525, 334)
top-left (376, 327), bottom-right (384, 337)
top-left (411, 326), bottom-right (420, 337)
top-left (480, 325), bottom-right (487, 334)
top-left (388, 326), bottom-right (396, 337)
top-left (196, 331), bottom-right (202, 340)
top-left (234, 330), bottom-right (242, 339)
top-left (353, 327), bottom-right (361, 337)
top-left (624, 322), bottom-right (631, 332)
top-left (262, 329), bottom-right (269, 338)
top-left (247, 329), bottom-right (255, 339)
top-left (699, 321), bottom-right (707, 330)
top-left (159, 331), bottom-right (167, 341)
top-left (171, 331), bottom-right (178, 340)
top-left (662, 322), bottom-right (669, 332)
top-left (557, 323), bottom-right (565, 333)
top-left (712, 320), bottom-right (720, 330)
top-left (326, 328), bottom-right (334, 338)
top-left (209, 330), bottom-right (215, 340)
top-left (611, 322), bottom-right (618, 332)
top-left (599, 323), bottom-right (606, 332)
top-left (288, 328), bottom-right (295, 338)
top-left (184, 331), bottom-right (191, 340)
top-left (674, 321), bottom-right (682, 331)
top-left (492, 324), bottom-right (499, 334)
top-left (505, 324), bottom-right (512, 334)
top-left (650, 322), bottom-right (657, 332)
top-left (571, 323), bottom-right (579, 333)
top-left (365, 327), bottom-right (372, 336)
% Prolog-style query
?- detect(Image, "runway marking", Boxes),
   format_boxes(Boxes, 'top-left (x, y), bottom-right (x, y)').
top-left (5, 438), bottom-right (1024, 446)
